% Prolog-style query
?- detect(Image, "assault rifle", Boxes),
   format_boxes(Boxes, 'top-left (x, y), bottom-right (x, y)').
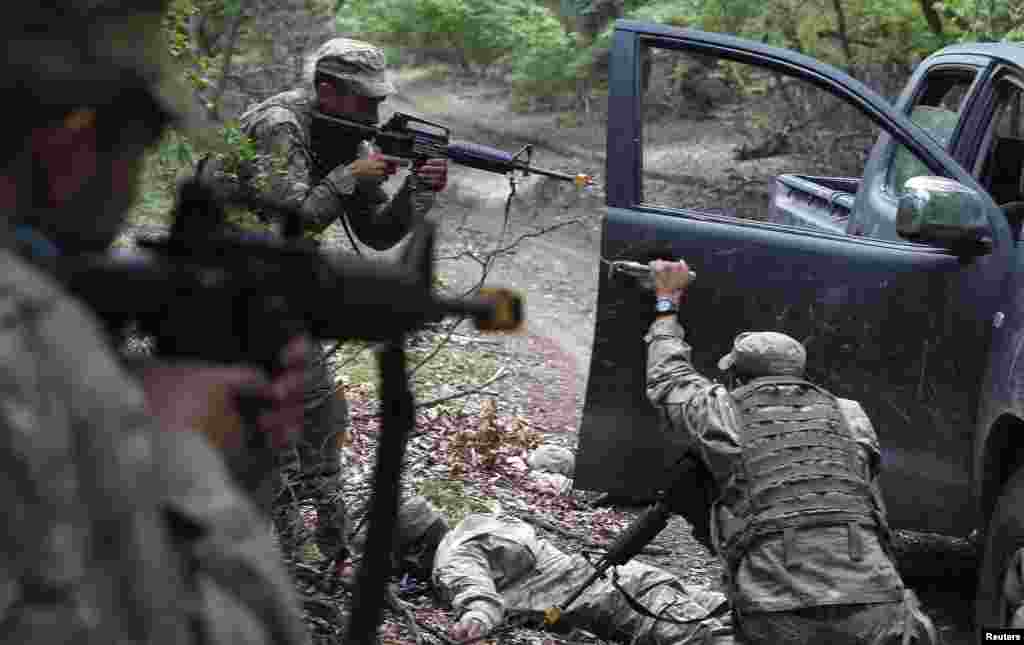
top-left (543, 454), bottom-right (718, 628)
top-left (46, 176), bottom-right (524, 645)
top-left (317, 110), bottom-right (594, 188)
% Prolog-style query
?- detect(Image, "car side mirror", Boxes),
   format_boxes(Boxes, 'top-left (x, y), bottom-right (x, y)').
top-left (896, 176), bottom-right (993, 255)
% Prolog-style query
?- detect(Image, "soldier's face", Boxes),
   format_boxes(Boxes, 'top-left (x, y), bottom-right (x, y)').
top-left (317, 80), bottom-right (382, 123)
top-left (20, 111), bottom-right (154, 253)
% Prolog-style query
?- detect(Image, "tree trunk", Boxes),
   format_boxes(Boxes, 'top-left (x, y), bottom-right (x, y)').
top-left (210, 2), bottom-right (247, 122)
top-left (539, 0), bottom-right (576, 32)
top-left (916, 0), bottom-right (945, 36)
top-left (830, 0), bottom-right (854, 70)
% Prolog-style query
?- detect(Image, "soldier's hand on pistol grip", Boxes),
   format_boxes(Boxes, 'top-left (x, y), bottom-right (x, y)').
top-left (413, 157), bottom-right (448, 191)
top-left (139, 335), bottom-right (310, 449)
top-left (351, 150), bottom-right (398, 181)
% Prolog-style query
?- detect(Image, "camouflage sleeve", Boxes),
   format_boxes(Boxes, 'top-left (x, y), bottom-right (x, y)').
top-left (837, 398), bottom-right (883, 479)
top-left (153, 423), bottom-right (309, 645)
top-left (0, 254), bottom-right (193, 643)
top-left (252, 122), bottom-right (433, 247)
top-left (433, 536), bottom-right (508, 632)
top-left (836, 398), bottom-right (889, 516)
top-left (645, 317), bottom-right (742, 482)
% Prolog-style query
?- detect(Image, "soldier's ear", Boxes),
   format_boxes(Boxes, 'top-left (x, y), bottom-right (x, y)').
top-left (30, 109), bottom-right (99, 208)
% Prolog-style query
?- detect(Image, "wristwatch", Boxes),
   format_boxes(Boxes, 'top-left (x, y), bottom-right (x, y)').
top-left (655, 298), bottom-right (678, 315)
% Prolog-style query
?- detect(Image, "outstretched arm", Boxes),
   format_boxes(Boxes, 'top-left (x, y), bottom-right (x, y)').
top-left (434, 539), bottom-right (506, 639)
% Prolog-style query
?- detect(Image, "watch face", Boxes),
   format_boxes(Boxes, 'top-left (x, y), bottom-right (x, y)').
top-left (656, 299), bottom-right (676, 313)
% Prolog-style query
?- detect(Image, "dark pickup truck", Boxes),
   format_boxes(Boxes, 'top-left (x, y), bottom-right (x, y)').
top-left (575, 22), bottom-right (1024, 629)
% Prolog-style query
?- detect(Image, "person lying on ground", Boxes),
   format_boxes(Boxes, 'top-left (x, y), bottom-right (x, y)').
top-left (347, 496), bottom-right (735, 645)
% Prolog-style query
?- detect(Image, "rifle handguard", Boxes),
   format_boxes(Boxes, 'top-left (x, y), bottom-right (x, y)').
top-left (447, 141), bottom-right (518, 175)
top-left (606, 502), bottom-right (672, 566)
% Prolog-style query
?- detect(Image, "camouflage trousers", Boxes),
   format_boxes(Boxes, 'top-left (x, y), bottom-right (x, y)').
top-left (266, 344), bottom-right (349, 565)
top-left (734, 590), bottom-right (937, 645)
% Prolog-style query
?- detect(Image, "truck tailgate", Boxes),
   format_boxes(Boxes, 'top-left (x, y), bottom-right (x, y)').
top-left (769, 174), bottom-right (859, 233)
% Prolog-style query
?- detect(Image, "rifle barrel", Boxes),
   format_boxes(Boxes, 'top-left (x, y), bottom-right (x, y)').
top-left (512, 162), bottom-right (591, 185)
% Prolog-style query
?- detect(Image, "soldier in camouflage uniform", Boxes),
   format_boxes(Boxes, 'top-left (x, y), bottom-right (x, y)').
top-left (643, 259), bottom-right (938, 645)
top-left (204, 38), bottom-right (449, 570)
top-left (0, 3), bottom-right (310, 643)
top-left (371, 497), bottom-right (734, 645)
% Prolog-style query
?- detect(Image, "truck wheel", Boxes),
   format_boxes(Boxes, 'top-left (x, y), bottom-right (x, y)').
top-left (976, 466), bottom-right (1024, 629)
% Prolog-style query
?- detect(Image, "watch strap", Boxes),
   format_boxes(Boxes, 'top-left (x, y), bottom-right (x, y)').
top-left (655, 298), bottom-right (678, 314)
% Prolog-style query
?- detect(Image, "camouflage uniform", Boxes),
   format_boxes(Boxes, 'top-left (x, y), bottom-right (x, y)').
top-left (0, 4), bottom-right (308, 643)
top-left (390, 498), bottom-right (734, 645)
top-left (208, 38), bottom-right (437, 565)
top-left (645, 322), bottom-right (936, 645)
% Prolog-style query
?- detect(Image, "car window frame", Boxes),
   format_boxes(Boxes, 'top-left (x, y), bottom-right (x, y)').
top-left (973, 71), bottom-right (1024, 181)
top-left (882, 64), bottom-right (982, 199)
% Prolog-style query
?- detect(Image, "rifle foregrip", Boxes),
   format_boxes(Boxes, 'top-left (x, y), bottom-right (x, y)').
top-left (446, 141), bottom-right (517, 175)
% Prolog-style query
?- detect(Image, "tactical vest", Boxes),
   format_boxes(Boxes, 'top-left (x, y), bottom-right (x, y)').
top-left (716, 376), bottom-right (888, 570)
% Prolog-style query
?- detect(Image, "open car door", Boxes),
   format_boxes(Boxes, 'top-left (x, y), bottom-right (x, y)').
top-left (575, 22), bottom-right (1013, 537)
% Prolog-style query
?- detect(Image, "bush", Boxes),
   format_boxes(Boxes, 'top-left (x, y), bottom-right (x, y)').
top-left (127, 121), bottom-right (270, 232)
top-left (338, 0), bottom-right (551, 70)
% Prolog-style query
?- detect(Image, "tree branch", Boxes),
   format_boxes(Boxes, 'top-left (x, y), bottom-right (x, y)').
top-left (209, 1), bottom-right (247, 121)
top-left (917, 0), bottom-right (946, 36)
top-left (351, 366), bottom-right (511, 420)
top-left (830, 0), bottom-right (854, 68)
top-left (414, 367), bottom-right (511, 410)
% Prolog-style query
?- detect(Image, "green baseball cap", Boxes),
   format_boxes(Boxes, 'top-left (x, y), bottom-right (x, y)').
top-left (718, 331), bottom-right (807, 377)
top-left (314, 38), bottom-right (396, 98)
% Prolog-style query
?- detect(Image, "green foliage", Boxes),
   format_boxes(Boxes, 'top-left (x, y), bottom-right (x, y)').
top-left (507, 8), bottom-right (580, 86)
top-left (333, 0), bottom-right (1001, 104)
top-left (163, 0), bottom-right (217, 97)
top-left (939, 0), bottom-right (1024, 42)
top-left (338, 0), bottom-right (570, 72)
top-left (416, 479), bottom-right (493, 525)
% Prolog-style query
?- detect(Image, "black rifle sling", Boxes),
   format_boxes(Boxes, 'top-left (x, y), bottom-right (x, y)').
top-left (610, 569), bottom-right (731, 626)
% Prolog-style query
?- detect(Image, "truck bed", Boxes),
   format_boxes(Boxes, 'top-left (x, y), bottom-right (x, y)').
top-left (769, 174), bottom-right (859, 233)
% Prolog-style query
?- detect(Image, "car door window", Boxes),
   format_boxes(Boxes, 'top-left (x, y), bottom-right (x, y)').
top-left (886, 70), bottom-right (976, 197)
top-left (976, 77), bottom-right (1024, 239)
top-left (638, 42), bottom-right (943, 242)
top-left (978, 78), bottom-right (1024, 205)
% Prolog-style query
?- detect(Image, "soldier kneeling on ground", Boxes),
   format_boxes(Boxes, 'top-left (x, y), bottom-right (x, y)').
top-left (643, 258), bottom-right (938, 645)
